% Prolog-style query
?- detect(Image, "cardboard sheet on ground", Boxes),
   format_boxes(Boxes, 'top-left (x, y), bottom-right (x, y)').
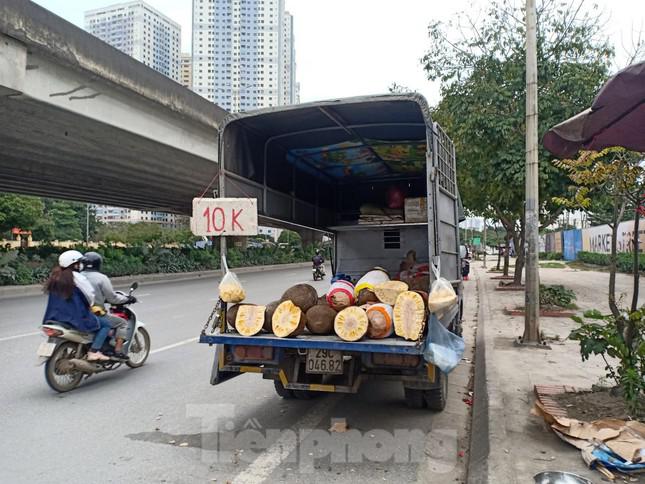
top-left (533, 387), bottom-right (645, 475)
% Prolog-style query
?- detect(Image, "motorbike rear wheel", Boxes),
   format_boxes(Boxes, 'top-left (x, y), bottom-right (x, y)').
top-left (126, 327), bottom-right (150, 368)
top-left (44, 341), bottom-right (83, 393)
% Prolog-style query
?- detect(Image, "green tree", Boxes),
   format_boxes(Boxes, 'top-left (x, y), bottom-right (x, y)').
top-left (45, 200), bottom-right (83, 241)
top-left (423, 0), bottom-right (613, 284)
top-left (160, 227), bottom-right (200, 246)
top-left (278, 230), bottom-right (301, 246)
top-left (0, 194), bottom-right (45, 236)
top-left (76, 204), bottom-right (102, 241)
top-left (553, 148), bottom-right (644, 315)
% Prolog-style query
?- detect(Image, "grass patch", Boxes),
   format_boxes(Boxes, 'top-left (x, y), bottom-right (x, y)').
top-left (540, 262), bottom-right (566, 269)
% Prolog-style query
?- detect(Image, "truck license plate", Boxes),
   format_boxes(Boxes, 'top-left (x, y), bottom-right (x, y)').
top-left (306, 349), bottom-right (343, 374)
top-left (36, 341), bottom-right (56, 358)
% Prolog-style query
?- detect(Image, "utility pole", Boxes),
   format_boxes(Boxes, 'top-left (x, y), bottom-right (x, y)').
top-left (523, 0), bottom-right (540, 343)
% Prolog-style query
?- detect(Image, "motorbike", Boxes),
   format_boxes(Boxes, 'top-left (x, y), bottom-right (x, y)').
top-left (461, 258), bottom-right (470, 280)
top-left (460, 245), bottom-right (471, 280)
top-left (312, 263), bottom-right (325, 281)
top-left (37, 282), bottom-right (151, 393)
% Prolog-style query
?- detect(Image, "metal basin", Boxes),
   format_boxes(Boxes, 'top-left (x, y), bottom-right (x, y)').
top-left (533, 471), bottom-right (592, 484)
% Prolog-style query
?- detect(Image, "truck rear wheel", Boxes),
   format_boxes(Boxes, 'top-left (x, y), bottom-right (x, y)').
top-left (424, 371), bottom-right (448, 411)
top-left (403, 387), bottom-right (426, 409)
top-left (403, 371), bottom-right (448, 410)
top-left (274, 379), bottom-right (295, 399)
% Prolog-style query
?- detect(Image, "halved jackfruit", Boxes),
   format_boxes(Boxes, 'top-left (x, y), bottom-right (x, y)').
top-left (334, 306), bottom-right (368, 342)
top-left (272, 300), bottom-right (306, 338)
top-left (366, 303), bottom-right (394, 339)
top-left (374, 280), bottom-right (409, 305)
top-left (393, 291), bottom-right (427, 341)
top-left (281, 284), bottom-right (318, 312)
top-left (306, 304), bottom-right (336, 335)
top-left (235, 305), bottom-right (267, 336)
top-left (264, 300), bottom-right (281, 332)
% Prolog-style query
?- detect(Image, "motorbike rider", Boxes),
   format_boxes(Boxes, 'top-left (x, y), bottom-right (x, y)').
top-left (312, 249), bottom-right (325, 276)
top-left (82, 252), bottom-right (135, 360)
top-left (43, 250), bottom-right (112, 361)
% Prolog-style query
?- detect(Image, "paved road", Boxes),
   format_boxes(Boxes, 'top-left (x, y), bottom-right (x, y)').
top-left (0, 267), bottom-right (470, 483)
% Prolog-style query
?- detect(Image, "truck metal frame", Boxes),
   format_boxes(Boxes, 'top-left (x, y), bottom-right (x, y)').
top-left (199, 94), bottom-right (463, 409)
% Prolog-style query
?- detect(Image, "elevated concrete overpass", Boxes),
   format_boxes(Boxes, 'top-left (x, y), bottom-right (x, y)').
top-left (0, 0), bottom-right (227, 214)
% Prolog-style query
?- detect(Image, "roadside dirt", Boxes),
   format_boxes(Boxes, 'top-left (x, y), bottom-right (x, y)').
top-left (553, 389), bottom-right (645, 422)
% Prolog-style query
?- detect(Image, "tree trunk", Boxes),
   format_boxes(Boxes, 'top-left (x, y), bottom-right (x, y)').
top-left (503, 233), bottom-right (511, 276)
top-left (513, 224), bottom-right (526, 286)
top-left (631, 207), bottom-right (641, 313)
top-left (608, 197), bottom-right (626, 319)
top-left (495, 226), bottom-right (502, 270)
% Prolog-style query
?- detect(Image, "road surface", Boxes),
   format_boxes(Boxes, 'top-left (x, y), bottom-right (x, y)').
top-left (0, 267), bottom-right (470, 483)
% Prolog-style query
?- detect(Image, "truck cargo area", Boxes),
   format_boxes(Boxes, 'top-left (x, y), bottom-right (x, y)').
top-left (201, 94), bottom-right (462, 409)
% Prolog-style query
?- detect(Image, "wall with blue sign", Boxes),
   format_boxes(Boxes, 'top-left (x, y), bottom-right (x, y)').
top-left (562, 229), bottom-right (583, 261)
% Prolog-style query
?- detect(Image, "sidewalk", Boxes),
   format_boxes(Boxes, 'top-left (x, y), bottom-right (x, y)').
top-left (474, 263), bottom-right (644, 483)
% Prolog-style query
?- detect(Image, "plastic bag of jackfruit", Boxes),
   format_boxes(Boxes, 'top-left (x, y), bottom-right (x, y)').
top-left (218, 256), bottom-right (246, 303)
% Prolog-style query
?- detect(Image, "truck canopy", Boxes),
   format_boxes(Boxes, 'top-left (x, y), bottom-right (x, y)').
top-left (218, 93), bottom-right (461, 280)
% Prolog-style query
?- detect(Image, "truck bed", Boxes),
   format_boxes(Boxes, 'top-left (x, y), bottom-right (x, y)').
top-left (199, 332), bottom-right (425, 355)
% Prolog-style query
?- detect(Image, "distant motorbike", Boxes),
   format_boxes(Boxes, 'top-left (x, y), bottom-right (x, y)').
top-left (461, 258), bottom-right (471, 279)
top-left (37, 282), bottom-right (150, 393)
top-left (312, 264), bottom-right (325, 281)
top-left (460, 245), bottom-right (471, 280)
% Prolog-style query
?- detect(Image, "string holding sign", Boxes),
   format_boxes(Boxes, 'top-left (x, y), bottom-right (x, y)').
top-left (191, 198), bottom-right (258, 236)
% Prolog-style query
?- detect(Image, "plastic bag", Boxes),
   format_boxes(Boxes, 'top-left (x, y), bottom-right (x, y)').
top-left (423, 314), bottom-right (465, 373)
top-left (218, 257), bottom-right (246, 303)
top-left (427, 264), bottom-right (458, 313)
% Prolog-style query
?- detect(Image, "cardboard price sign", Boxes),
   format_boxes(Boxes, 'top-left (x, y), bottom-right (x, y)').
top-left (191, 198), bottom-right (258, 236)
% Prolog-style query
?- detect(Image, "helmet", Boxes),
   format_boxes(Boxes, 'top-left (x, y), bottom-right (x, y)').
top-left (58, 250), bottom-right (84, 269)
top-left (315, 249), bottom-right (321, 255)
top-left (83, 251), bottom-right (102, 271)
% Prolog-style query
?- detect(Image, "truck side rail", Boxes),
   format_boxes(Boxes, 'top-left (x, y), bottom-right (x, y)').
top-left (199, 333), bottom-right (425, 355)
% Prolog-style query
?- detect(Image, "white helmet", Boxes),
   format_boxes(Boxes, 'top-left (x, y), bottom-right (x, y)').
top-left (58, 250), bottom-right (84, 269)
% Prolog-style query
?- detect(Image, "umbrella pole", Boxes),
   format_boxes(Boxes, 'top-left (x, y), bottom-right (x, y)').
top-left (523, 0), bottom-right (541, 343)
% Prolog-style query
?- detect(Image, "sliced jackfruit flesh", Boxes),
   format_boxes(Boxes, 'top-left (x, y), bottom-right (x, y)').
top-left (272, 300), bottom-right (304, 338)
top-left (393, 291), bottom-right (426, 341)
top-left (235, 305), bottom-right (267, 336)
top-left (334, 306), bottom-right (368, 342)
top-left (374, 280), bottom-right (409, 305)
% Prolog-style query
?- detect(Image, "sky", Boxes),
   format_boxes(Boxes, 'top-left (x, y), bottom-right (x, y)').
top-left (32, 0), bottom-right (645, 106)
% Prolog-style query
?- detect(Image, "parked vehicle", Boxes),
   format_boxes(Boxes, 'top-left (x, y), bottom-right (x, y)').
top-left (37, 282), bottom-right (150, 392)
top-left (200, 94), bottom-right (464, 409)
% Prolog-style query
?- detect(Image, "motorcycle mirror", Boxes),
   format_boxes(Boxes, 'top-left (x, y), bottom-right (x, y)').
top-left (130, 282), bottom-right (139, 291)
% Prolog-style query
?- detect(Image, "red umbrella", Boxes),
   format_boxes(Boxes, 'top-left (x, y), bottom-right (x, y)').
top-left (543, 61), bottom-right (645, 158)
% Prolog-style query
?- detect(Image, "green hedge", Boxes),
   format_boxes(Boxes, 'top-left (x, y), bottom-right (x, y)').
top-left (577, 251), bottom-right (645, 273)
top-left (0, 244), bottom-right (318, 286)
top-left (539, 252), bottom-right (564, 260)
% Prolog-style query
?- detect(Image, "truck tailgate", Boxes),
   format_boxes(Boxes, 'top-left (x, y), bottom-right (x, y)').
top-left (199, 332), bottom-right (424, 355)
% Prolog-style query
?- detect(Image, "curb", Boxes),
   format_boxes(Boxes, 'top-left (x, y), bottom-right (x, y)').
top-left (0, 262), bottom-right (312, 300)
top-left (467, 273), bottom-right (490, 484)
top-left (467, 269), bottom-right (515, 484)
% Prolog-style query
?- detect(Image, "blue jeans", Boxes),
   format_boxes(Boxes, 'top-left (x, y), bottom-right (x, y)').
top-left (90, 317), bottom-right (112, 351)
